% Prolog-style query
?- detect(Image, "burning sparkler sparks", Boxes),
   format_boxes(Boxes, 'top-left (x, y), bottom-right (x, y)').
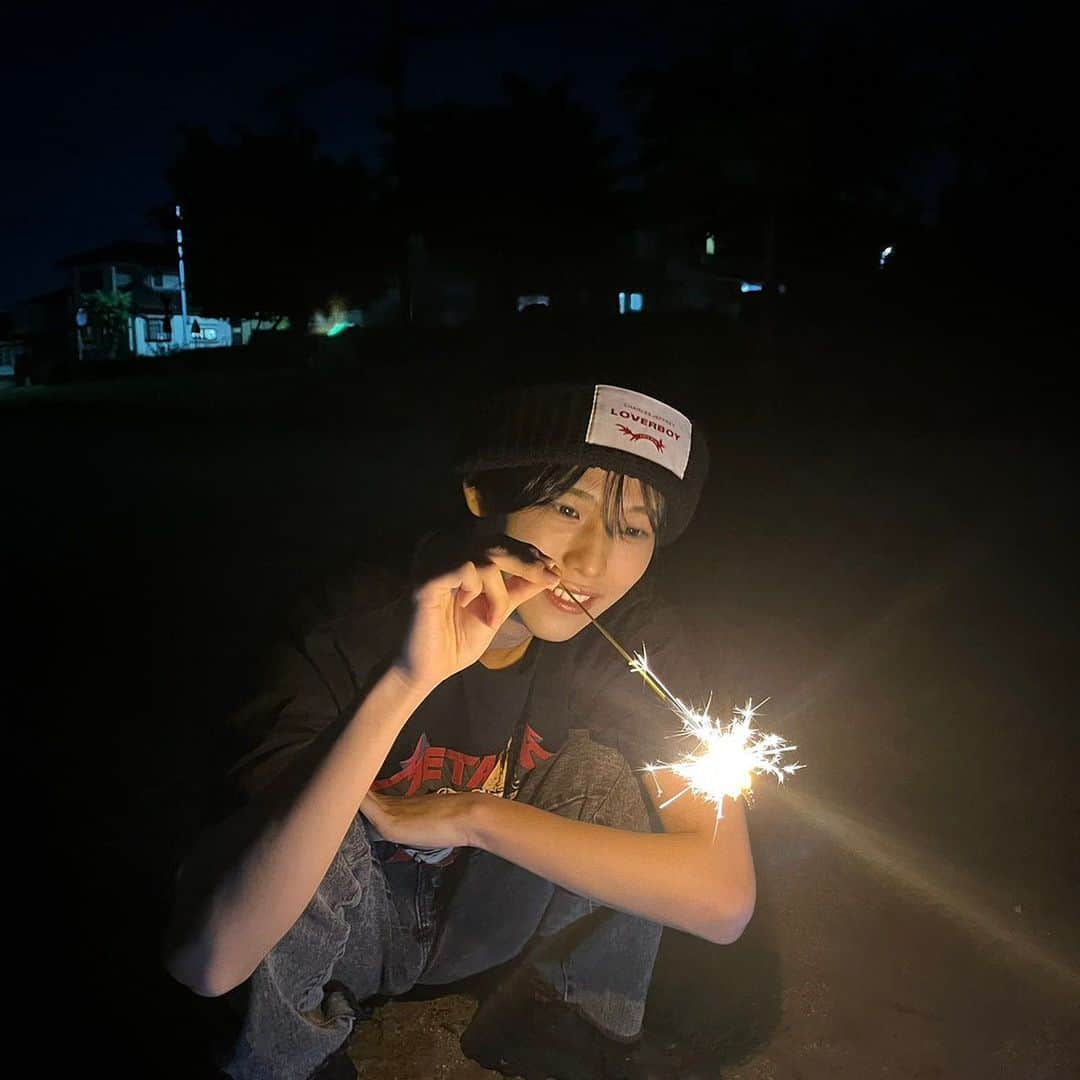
top-left (557, 582), bottom-right (803, 819)
top-left (636, 665), bottom-right (804, 818)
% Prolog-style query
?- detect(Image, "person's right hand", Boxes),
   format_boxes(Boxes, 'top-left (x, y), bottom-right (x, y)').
top-left (393, 535), bottom-right (561, 693)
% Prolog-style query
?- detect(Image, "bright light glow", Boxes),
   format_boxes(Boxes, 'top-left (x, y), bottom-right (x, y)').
top-left (705, 233), bottom-right (716, 255)
top-left (880, 245), bottom-right (894, 268)
top-left (309, 296), bottom-right (358, 336)
top-left (555, 587), bottom-right (804, 825)
top-left (740, 282), bottom-right (763, 293)
top-left (618, 291), bottom-right (627, 314)
top-left (630, 647), bottom-right (802, 821)
top-left (630, 292), bottom-right (644, 311)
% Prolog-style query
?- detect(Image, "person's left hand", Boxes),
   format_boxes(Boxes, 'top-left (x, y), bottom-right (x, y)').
top-left (360, 790), bottom-right (486, 850)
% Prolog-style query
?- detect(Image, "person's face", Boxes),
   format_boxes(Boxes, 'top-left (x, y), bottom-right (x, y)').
top-left (465, 467), bottom-right (658, 642)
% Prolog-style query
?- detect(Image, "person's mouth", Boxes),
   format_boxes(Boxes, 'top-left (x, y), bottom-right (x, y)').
top-left (546, 583), bottom-right (600, 614)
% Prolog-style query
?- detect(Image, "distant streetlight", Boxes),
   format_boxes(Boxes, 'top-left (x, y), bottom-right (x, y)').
top-left (879, 245), bottom-right (894, 269)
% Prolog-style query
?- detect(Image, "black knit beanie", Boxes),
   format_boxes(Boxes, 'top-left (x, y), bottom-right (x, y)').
top-left (454, 382), bottom-right (709, 546)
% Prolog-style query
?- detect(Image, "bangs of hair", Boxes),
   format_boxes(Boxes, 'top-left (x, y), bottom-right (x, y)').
top-left (466, 463), bottom-right (667, 541)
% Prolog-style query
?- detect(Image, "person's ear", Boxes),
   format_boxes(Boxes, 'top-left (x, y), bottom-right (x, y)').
top-left (462, 480), bottom-right (485, 518)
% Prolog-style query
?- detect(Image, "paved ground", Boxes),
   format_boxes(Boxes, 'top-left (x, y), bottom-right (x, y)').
top-left (7, 338), bottom-right (1077, 1078)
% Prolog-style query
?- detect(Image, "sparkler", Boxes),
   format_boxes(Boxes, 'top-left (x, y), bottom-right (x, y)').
top-left (557, 582), bottom-right (803, 819)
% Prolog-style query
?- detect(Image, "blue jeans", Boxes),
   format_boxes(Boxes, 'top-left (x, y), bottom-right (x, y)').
top-left (215, 730), bottom-right (664, 1080)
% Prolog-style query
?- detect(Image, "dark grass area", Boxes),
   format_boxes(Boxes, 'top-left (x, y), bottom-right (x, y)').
top-left (6, 308), bottom-right (1078, 1076)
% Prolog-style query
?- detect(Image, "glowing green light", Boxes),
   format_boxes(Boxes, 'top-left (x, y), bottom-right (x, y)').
top-left (326, 322), bottom-right (349, 337)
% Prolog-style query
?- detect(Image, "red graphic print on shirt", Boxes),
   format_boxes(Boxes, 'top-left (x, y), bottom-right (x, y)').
top-left (371, 724), bottom-right (553, 798)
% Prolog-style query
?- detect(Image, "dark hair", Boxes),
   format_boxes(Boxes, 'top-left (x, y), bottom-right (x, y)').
top-left (464, 463), bottom-right (668, 543)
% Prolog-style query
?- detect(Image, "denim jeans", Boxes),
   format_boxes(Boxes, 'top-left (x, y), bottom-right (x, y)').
top-left (215, 730), bottom-right (664, 1080)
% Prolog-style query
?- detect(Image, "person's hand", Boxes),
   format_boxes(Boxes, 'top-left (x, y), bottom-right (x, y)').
top-left (360, 790), bottom-right (487, 850)
top-left (393, 534), bottom-right (560, 693)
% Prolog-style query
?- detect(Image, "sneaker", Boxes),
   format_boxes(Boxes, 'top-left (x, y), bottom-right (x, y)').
top-left (459, 965), bottom-right (647, 1080)
top-left (308, 981), bottom-right (369, 1079)
top-left (310, 1043), bottom-right (359, 1080)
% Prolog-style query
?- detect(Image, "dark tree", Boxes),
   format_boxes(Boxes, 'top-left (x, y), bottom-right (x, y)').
top-left (152, 115), bottom-right (388, 330)
top-left (388, 74), bottom-right (620, 250)
top-left (621, 7), bottom-right (954, 274)
top-left (375, 72), bottom-right (626, 307)
top-left (935, 12), bottom-right (1074, 303)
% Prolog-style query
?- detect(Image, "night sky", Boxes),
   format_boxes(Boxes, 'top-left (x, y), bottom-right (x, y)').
top-left (4, 1), bottom-right (1064, 314)
top-left (2, 2), bottom-right (699, 311)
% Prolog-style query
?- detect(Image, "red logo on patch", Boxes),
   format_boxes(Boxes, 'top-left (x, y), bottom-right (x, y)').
top-left (616, 423), bottom-right (665, 454)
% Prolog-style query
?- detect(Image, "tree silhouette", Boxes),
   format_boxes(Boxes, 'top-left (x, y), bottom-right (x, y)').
top-left (934, 12), bottom-right (1074, 303)
top-left (374, 72), bottom-right (625, 312)
top-left (621, 8), bottom-right (953, 274)
top-left (151, 72), bottom-right (622, 327)
top-left (387, 74), bottom-right (621, 252)
top-left (82, 288), bottom-right (133, 361)
top-left (152, 115), bottom-right (388, 330)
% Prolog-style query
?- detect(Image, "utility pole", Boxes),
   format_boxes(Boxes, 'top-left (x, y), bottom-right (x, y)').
top-left (175, 204), bottom-right (189, 348)
top-left (387, 0), bottom-right (412, 328)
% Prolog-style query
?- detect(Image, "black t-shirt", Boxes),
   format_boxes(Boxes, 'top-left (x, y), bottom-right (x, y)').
top-left (206, 532), bottom-right (709, 860)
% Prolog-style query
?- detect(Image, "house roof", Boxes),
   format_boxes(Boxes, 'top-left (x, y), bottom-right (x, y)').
top-left (57, 241), bottom-right (176, 270)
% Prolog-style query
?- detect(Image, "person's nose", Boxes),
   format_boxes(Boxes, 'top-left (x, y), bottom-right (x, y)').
top-left (560, 512), bottom-right (611, 583)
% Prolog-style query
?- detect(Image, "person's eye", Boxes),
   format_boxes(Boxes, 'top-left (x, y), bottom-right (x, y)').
top-left (623, 527), bottom-right (650, 540)
top-left (554, 503), bottom-right (580, 520)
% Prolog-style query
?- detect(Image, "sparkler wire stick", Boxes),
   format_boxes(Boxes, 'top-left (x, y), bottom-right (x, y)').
top-left (555, 580), bottom-right (683, 710)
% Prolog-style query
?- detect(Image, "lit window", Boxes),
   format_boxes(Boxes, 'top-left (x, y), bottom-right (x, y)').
top-left (629, 292), bottom-right (644, 312)
top-left (517, 295), bottom-right (551, 313)
top-left (203, 326), bottom-right (218, 341)
top-left (740, 282), bottom-right (763, 294)
top-left (618, 292), bottom-right (626, 314)
top-left (705, 233), bottom-right (715, 255)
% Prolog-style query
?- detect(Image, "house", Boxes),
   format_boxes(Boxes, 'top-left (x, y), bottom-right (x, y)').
top-left (369, 213), bottom-right (773, 328)
top-left (56, 242), bottom-right (235, 358)
top-left (615, 215), bottom-right (779, 317)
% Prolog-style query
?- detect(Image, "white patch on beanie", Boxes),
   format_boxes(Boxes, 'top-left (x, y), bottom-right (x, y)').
top-left (585, 385), bottom-right (693, 480)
